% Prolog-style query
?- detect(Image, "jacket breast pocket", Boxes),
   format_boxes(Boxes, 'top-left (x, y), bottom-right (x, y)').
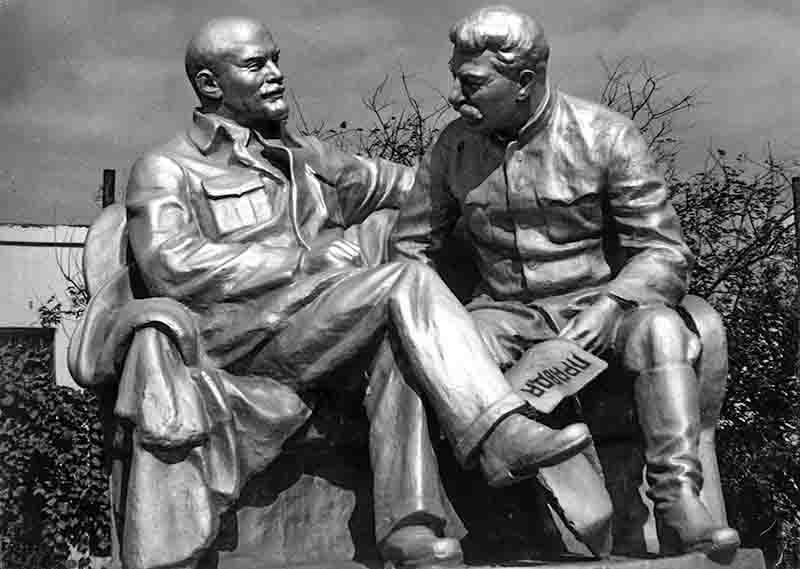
top-left (202, 172), bottom-right (275, 236)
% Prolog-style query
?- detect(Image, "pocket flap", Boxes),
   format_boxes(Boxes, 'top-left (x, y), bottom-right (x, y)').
top-left (202, 172), bottom-right (264, 198)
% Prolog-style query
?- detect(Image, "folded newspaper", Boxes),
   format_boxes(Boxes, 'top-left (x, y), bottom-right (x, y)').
top-left (505, 338), bottom-right (608, 414)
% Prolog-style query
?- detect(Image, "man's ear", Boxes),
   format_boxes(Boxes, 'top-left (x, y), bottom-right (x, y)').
top-left (195, 69), bottom-right (223, 100)
top-left (516, 69), bottom-right (536, 101)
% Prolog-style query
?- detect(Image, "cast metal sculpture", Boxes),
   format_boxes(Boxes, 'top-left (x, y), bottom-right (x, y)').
top-left (67, 7), bottom-right (747, 569)
top-left (391, 4), bottom-right (740, 560)
top-left (68, 15), bottom-right (612, 569)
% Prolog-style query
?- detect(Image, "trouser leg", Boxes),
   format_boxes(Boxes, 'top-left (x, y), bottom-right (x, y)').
top-left (466, 300), bottom-right (558, 370)
top-left (383, 263), bottom-right (528, 463)
top-left (250, 262), bottom-right (526, 464)
top-left (366, 339), bottom-right (466, 544)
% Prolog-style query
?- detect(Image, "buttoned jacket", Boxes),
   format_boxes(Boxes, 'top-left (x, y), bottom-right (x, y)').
top-left (126, 112), bottom-right (413, 367)
top-left (392, 89), bottom-right (693, 310)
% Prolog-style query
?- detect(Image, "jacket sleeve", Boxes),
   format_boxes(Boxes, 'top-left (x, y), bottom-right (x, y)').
top-left (389, 132), bottom-right (461, 265)
top-left (604, 121), bottom-right (694, 306)
top-left (126, 152), bottom-right (303, 305)
top-left (299, 136), bottom-right (416, 226)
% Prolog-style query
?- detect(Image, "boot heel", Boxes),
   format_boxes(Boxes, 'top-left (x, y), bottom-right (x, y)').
top-left (656, 492), bottom-right (741, 558)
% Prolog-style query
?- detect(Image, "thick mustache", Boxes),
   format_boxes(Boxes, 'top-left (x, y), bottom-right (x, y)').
top-left (261, 85), bottom-right (285, 97)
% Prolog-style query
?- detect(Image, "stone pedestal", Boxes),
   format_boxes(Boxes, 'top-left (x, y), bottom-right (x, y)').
top-left (205, 381), bottom-right (750, 569)
top-left (214, 441), bottom-right (565, 568)
top-left (219, 550), bottom-right (766, 569)
top-left (501, 550), bottom-right (768, 568)
top-left (471, 550), bottom-right (767, 569)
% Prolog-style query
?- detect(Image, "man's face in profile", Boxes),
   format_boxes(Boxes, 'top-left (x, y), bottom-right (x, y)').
top-left (447, 48), bottom-right (524, 136)
top-left (213, 24), bottom-right (289, 125)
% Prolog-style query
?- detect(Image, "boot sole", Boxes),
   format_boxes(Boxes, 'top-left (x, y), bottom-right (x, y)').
top-left (660, 527), bottom-right (741, 561)
top-left (687, 530), bottom-right (741, 562)
top-left (384, 549), bottom-right (464, 569)
top-left (381, 538), bottom-right (464, 569)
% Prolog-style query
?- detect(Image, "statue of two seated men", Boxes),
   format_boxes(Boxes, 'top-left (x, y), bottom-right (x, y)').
top-left (69, 6), bottom-right (741, 569)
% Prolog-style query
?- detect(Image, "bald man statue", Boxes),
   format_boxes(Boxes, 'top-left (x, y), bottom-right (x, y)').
top-left (114, 17), bottom-right (593, 569)
top-left (392, 5), bottom-right (740, 559)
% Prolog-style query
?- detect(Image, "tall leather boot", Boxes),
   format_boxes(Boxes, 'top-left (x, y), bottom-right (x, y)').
top-left (634, 364), bottom-right (740, 558)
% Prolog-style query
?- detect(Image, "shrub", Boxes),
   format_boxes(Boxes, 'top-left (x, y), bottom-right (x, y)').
top-left (0, 335), bottom-right (109, 569)
top-left (717, 288), bottom-right (800, 568)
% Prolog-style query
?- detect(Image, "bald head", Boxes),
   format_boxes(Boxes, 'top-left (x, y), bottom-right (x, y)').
top-left (183, 17), bottom-right (288, 125)
top-left (185, 18), bottom-right (275, 101)
top-left (449, 5), bottom-right (549, 78)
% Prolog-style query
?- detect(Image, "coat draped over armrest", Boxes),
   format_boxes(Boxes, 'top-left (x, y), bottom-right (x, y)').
top-left (68, 268), bottom-right (311, 569)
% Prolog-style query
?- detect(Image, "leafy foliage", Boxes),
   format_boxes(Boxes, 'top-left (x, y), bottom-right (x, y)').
top-left (0, 334), bottom-right (110, 569)
top-left (681, 154), bottom-right (800, 567)
top-left (37, 253), bottom-right (89, 329)
top-left (719, 289), bottom-right (800, 568)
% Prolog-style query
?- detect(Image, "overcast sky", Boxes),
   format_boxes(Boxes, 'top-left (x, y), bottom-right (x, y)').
top-left (1, 0), bottom-right (798, 225)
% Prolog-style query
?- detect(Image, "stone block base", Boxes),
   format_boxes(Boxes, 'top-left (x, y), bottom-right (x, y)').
top-left (194, 387), bottom-right (744, 569)
top-left (219, 549), bottom-right (766, 569)
top-left (465, 549), bottom-right (768, 569)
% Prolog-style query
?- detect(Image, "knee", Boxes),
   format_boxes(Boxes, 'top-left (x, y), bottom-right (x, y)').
top-left (397, 260), bottom-right (437, 281)
top-left (619, 306), bottom-right (700, 371)
top-left (385, 260), bottom-right (446, 313)
top-left (679, 295), bottom-right (727, 371)
top-left (679, 297), bottom-right (729, 424)
top-left (387, 260), bottom-right (445, 294)
top-left (470, 314), bottom-right (518, 369)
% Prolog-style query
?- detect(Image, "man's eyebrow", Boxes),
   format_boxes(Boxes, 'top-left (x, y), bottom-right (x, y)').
top-left (449, 62), bottom-right (486, 79)
top-left (233, 43), bottom-right (279, 63)
top-left (457, 70), bottom-right (489, 81)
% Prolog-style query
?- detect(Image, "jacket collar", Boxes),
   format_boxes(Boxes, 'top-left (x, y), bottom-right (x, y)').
top-left (490, 81), bottom-right (556, 148)
top-left (517, 80), bottom-right (555, 146)
top-left (188, 111), bottom-right (253, 155)
top-left (189, 110), bottom-right (309, 156)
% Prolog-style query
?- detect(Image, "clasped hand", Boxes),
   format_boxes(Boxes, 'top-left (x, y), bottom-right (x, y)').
top-left (558, 295), bottom-right (626, 354)
top-left (301, 235), bottom-right (363, 274)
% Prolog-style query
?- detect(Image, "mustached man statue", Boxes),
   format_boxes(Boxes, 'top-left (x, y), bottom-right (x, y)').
top-left (69, 16), bottom-right (601, 569)
top-left (392, 5), bottom-right (741, 559)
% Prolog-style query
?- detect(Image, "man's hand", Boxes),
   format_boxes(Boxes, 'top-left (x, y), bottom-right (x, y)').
top-left (301, 237), bottom-right (363, 275)
top-left (558, 295), bottom-right (626, 354)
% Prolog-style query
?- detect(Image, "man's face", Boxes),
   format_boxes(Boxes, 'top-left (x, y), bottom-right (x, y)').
top-left (447, 48), bottom-right (524, 135)
top-left (213, 26), bottom-right (288, 125)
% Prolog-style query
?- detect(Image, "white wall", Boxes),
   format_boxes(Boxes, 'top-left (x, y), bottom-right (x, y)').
top-left (0, 224), bottom-right (88, 389)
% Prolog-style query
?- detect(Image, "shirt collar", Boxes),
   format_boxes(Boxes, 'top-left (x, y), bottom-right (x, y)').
top-left (188, 110), bottom-right (253, 155)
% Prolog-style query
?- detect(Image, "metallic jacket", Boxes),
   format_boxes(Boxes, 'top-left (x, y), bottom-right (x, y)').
top-left (391, 89), bottom-right (694, 310)
top-left (126, 111), bottom-right (413, 368)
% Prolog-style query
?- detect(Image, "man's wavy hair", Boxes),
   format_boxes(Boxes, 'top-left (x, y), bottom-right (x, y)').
top-left (449, 6), bottom-right (549, 78)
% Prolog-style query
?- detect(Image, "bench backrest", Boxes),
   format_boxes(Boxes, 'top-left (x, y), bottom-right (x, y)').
top-left (82, 203), bottom-right (128, 297)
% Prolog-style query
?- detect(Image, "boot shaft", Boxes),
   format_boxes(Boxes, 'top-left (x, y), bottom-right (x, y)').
top-left (634, 364), bottom-right (703, 499)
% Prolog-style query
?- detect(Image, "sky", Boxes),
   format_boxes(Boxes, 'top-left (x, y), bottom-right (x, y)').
top-left (0, 0), bottom-right (798, 225)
